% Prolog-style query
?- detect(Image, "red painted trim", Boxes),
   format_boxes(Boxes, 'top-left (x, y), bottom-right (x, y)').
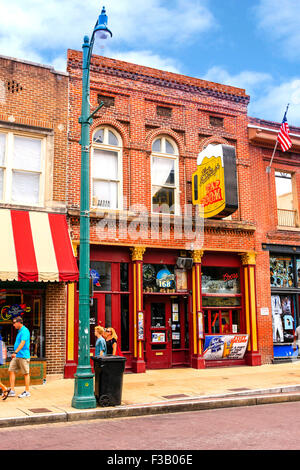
top-left (48, 213), bottom-right (79, 282)
top-left (11, 210), bottom-right (38, 281)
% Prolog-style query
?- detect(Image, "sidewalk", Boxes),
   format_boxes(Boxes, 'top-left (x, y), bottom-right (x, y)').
top-left (1, 362), bottom-right (300, 428)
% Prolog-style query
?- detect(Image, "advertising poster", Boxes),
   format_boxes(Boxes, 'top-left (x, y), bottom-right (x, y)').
top-left (152, 332), bottom-right (165, 343)
top-left (203, 334), bottom-right (249, 360)
top-left (138, 312), bottom-right (144, 340)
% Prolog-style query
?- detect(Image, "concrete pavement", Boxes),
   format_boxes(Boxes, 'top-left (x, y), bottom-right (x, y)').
top-left (1, 362), bottom-right (300, 427)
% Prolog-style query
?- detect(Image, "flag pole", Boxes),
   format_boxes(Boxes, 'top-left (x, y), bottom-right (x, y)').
top-left (266, 103), bottom-right (290, 174)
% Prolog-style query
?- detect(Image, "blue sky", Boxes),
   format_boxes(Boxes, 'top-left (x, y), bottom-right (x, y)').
top-left (0, 0), bottom-right (300, 126)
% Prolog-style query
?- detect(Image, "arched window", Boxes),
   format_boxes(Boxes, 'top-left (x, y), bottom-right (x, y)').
top-left (151, 135), bottom-right (179, 214)
top-left (91, 127), bottom-right (122, 210)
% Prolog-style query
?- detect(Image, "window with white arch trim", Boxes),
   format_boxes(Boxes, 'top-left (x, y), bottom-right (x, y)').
top-left (151, 135), bottom-right (179, 214)
top-left (91, 127), bottom-right (123, 210)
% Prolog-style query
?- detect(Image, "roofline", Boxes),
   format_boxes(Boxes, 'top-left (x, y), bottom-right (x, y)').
top-left (0, 53), bottom-right (68, 77)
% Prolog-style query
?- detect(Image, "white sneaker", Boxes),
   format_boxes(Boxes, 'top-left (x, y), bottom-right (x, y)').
top-left (8, 390), bottom-right (16, 397)
top-left (18, 391), bottom-right (31, 398)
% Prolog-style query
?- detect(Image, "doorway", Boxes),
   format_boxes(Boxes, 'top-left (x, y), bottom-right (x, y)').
top-left (145, 297), bottom-right (172, 369)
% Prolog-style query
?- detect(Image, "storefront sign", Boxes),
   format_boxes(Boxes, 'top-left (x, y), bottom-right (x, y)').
top-left (0, 304), bottom-right (31, 322)
top-left (203, 334), bottom-right (249, 360)
top-left (192, 144), bottom-right (238, 219)
top-left (156, 269), bottom-right (175, 289)
top-left (260, 307), bottom-right (269, 316)
top-left (90, 269), bottom-right (101, 287)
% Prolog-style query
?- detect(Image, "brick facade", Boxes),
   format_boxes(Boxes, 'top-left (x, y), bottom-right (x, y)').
top-left (0, 55), bottom-right (70, 376)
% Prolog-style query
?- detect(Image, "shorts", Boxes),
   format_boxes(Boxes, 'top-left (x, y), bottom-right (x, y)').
top-left (9, 357), bottom-right (30, 375)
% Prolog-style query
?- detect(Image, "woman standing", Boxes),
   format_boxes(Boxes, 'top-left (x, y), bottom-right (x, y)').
top-left (105, 327), bottom-right (118, 355)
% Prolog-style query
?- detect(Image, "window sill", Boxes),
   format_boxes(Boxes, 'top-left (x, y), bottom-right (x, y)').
top-left (276, 226), bottom-right (300, 232)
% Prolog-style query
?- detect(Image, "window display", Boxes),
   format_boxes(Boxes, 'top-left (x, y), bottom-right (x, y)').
top-left (202, 267), bottom-right (240, 294)
top-left (271, 295), bottom-right (295, 343)
top-left (90, 262), bottom-right (111, 291)
top-left (143, 264), bottom-right (176, 293)
top-left (270, 256), bottom-right (294, 288)
top-left (0, 288), bottom-right (44, 358)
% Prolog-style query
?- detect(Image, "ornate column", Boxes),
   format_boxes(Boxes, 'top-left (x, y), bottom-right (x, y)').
top-left (240, 251), bottom-right (261, 366)
top-left (130, 246), bottom-right (146, 373)
top-left (191, 250), bottom-right (205, 369)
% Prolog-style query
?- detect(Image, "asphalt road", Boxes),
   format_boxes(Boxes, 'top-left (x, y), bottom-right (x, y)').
top-left (0, 401), bottom-right (299, 451)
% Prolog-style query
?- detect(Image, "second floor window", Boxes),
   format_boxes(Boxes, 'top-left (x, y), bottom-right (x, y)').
top-left (0, 131), bottom-right (44, 206)
top-left (151, 136), bottom-right (179, 214)
top-left (275, 171), bottom-right (299, 227)
top-left (91, 127), bottom-right (122, 210)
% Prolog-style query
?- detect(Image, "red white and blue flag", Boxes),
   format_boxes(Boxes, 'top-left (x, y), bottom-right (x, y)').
top-left (277, 109), bottom-right (292, 152)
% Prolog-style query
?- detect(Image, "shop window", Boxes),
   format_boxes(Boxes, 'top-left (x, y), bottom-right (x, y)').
top-left (121, 295), bottom-right (130, 351)
top-left (271, 294), bottom-right (296, 344)
top-left (0, 288), bottom-right (45, 359)
top-left (151, 136), bottom-right (179, 215)
top-left (202, 267), bottom-right (241, 294)
top-left (90, 261), bottom-right (111, 291)
top-left (0, 131), bottom-right (45, 206)
top-left (120, 263), bottom-right (129, 292)
top-left (105, 294), bottom-right (111, 327)
top-left (275, 171), bottom-right (298, 227)
top-left (91, 126), bottom-right (122, 210)
top-left (203, 309), bottom-right (241, 334)
top-left (143, 264), bottom-right (177, 293)
top-left (270, 256), bottom-right (294, 288)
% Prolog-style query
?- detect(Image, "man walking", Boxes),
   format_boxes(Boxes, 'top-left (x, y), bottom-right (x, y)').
top-left (8, 316), bottom-right (30, 398)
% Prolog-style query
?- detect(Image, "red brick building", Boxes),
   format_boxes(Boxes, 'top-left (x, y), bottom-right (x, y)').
top-left (65, 50), bottom-right (279, 375)
top-left (0, 55), bottom-right (78, 381)
top-left (248, 117), bottom-right (300, 363)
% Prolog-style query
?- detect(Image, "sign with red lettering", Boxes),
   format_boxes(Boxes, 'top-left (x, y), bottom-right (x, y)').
top-left (203, 334), bottom-right (249, 360)
top-left (192, 144), bottom-right (238, 219)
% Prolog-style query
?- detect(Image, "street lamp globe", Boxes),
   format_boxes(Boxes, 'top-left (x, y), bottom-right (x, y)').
top-left (93, 6), bottom-right (112, 48)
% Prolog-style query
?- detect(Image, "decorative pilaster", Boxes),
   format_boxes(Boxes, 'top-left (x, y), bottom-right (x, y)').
top-left (130, 246), bottom-right (146, 373)
top-left (240, 251), bottom-right (261, 366)
top-left (191, 250), bottom-right (205, 369)
top-left (64, 240), bottom-right (79, 378)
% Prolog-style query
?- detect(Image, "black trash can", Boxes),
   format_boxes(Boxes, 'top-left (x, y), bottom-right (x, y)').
top-left (92, 355), bottom-right (127, 407)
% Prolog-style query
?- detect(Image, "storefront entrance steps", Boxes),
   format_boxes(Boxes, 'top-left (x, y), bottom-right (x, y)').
top-left (1, 363), bottom-right (300, 428)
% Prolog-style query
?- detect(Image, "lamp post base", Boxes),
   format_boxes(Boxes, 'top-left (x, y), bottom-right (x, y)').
top-left (71, 368), bottom-right (96, 409)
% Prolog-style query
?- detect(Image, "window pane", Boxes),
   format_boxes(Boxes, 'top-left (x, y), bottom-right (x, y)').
top-left (152, 186), bottom-right (175, 213)
top-left (275, 172), bottom-right (293, 210)
top-left (0, 133), bottom-right (5, 166)
top-left (93, 129), bottom-right (104, 143)
top-left (270, 256), bottom-right (294, 288)
top-left (93, 149), bottom-right (118, 180)
top-left (121, 294), bottom-right (130, 351)
top-left (93, 180), bottom-right (118, 209)
top-left (120, 263), bottom-right (129, 291)
top-left (152, 138), bottom-right (161, 152)
top-left (0, 169), bottom-right (3, 200)
top-left (13, 136), bottom-right (41, 172)
top-left (90, 261), bottom-right (111, 291)
top-left (202, 267), bottom-right (241, 294)
top-left (12, 171), bottom-right (39, 204)
top-left (165, 139), bottom-right (175, 154)
top-left (105, 294), bottom-right (111, 327)
top-left (108, 130), bottom-right (118, 146)
top-left (152, 157), bottom-right (174, 186)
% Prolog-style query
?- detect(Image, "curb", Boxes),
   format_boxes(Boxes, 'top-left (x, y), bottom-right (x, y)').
top-left (1, 386), bottom-right (300, 428)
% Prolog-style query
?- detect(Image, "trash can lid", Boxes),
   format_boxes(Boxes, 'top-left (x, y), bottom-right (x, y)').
top-left (92, 355), bottom-right (126, 363)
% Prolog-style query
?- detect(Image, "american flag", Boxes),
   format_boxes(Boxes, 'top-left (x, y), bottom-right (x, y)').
top-left (277, 110), bottom-right (292, 152)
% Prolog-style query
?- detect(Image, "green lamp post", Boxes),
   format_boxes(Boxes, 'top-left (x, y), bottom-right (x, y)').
top-left (72, 6), bottom-right (112, 409)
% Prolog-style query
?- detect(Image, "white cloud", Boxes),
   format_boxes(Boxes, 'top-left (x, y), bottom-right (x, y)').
top-left (255, 0), bottom-right (300, 59)
top-left (107, 50), bottom-right (182, 74)
top-left (0, 0), bottom-right (215, 72)
top-left (203, 66), bottom-right (300, 126)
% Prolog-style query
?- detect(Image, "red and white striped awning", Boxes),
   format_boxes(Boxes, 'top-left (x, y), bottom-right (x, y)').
top-left (0, 209), bottom-right (79, 283)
